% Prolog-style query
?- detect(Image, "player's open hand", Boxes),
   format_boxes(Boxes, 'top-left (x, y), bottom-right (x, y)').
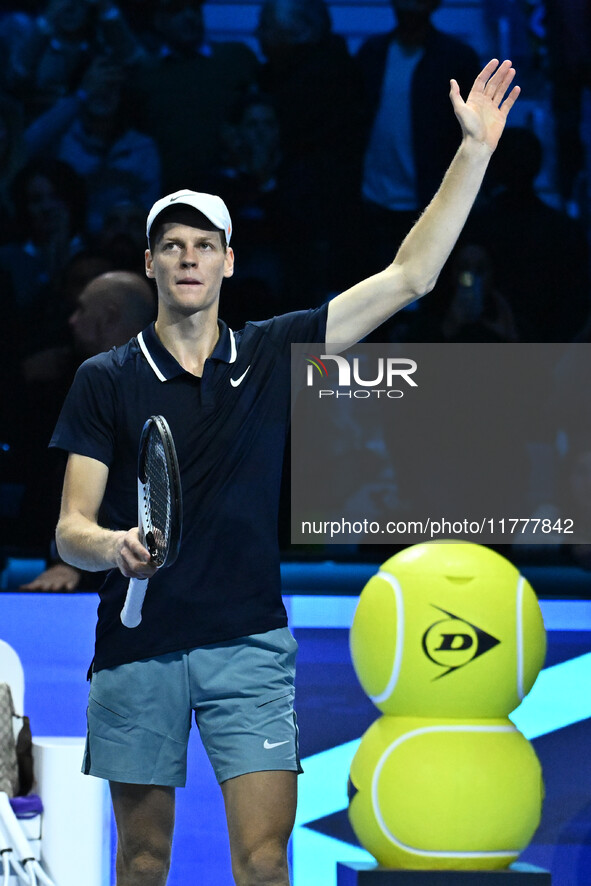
top-left (450, 59), bottom-right (520, 153)
top-left (20, 563), bottom-right (81, 592)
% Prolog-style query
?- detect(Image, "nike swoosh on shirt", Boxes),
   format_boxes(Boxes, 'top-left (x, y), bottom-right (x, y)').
top-left (230, 366), bottom-right (251, 387)
top-left (263, 739), bottom-right (290, 750)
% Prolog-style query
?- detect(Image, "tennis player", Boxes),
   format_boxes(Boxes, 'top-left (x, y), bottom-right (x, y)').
top-left (52, 61), bottom-right (519, 886)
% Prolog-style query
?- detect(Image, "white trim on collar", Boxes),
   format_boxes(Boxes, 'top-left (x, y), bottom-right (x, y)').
top-left (138, 330), bottom-right (167, 382)
top-left (138, 326), bottom-right (237, 379)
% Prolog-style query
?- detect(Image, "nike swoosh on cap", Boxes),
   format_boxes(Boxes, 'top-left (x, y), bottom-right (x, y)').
top-left (263, 739), bottom-right (290, 749)
top-left (230, 366), bottom-right (251, 387)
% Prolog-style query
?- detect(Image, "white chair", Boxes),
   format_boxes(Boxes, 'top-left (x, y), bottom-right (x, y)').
top-left (0, 640), bottom-right (110, 886)
top-left (0, 642), bottom-right (24, 744)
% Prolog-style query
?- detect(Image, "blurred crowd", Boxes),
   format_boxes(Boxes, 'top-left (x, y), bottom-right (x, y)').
top-left (1, 0), bottom-right (591, 582)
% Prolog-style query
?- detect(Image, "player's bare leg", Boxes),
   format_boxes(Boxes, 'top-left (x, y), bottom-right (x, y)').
top-left (222, 770), bottom-right (297, 885)
top-left (110, 782), bottom-right (175, 886)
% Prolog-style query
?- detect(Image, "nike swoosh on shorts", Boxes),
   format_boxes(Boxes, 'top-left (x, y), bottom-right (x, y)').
top-left (263, 739), bottom-right (290, 749)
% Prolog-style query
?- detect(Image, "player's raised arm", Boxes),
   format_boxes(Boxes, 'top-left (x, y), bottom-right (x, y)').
top-left (325, 59), bottom-right (520, 348)
top-left (56, 453), bottom-right (155, 579)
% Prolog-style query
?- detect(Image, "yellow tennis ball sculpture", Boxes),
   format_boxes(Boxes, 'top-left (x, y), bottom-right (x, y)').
top-left (350, 542), bottom-right (546, 717)
top-left (348, 714), bottom-right (544, 870)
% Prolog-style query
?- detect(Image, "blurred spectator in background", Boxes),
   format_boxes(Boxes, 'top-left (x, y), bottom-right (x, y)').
top-left (10, 272), bottom-right (156, 591)
top-left (544, 0), bottom-right (591, 214)
top-left (114, 0), bottom-right (160, 38)
top-left (464, 126), bottom-right (590, 341)
top-left (256, 0), bottom-right (366, 302)
top-left (0, 93), bottom-right (26, 243)
top-left (357, 0), bottom-right (481, 276)
top-left (439, 245), bottom-right (519, 342)
top-left (203, 93), bottom-right (287, 325)
top-left (1, 252), bottom-right (114, 557)
top-left (128, 0), bottom-right (258, 194)
top-left (0, 158), bottom-right (87, 362)
top-left (96, 199), bottom-right (150, 276)
top-left (0, 2), bottom-right (41, 92)
top-left (67, 271), bottom-right (156, 360)
top-left (25, 57), bottom-right (161, 233)
top-left (51, 249), bottom-right (118, 329)
top-left (6, 0), bottom-right (142, 119)
top-left (388, 243), bottom-right (519, 342)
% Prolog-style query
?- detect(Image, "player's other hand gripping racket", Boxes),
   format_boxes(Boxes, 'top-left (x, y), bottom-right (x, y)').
top-left (120, 415), bottom-right (183, 628)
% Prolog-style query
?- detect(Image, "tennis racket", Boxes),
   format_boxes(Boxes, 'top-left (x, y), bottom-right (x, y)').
top-left (120, 415), bottom-right (182, 628)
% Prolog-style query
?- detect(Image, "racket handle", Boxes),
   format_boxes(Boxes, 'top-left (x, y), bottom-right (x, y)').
top-left (120, 577), bottom-right (149, 628)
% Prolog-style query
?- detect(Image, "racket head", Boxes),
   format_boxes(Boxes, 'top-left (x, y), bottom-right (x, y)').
top-left (137, 414), bottom-right (183, 568)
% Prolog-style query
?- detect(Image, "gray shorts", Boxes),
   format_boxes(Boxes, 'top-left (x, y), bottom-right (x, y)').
top-left (83, 627), bottom-right (302, 787)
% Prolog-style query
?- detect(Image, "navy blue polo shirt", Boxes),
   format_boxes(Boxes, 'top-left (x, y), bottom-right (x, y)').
top-left (51, 306), bottom-right (328, 671)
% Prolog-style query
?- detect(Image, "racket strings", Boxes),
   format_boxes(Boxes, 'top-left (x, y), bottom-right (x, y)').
top-left (143, 435), bottom-right (172, 565)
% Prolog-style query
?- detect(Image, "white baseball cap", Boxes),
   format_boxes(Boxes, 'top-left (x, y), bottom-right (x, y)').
top-left (146, 189), bottom-right (232, 244)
